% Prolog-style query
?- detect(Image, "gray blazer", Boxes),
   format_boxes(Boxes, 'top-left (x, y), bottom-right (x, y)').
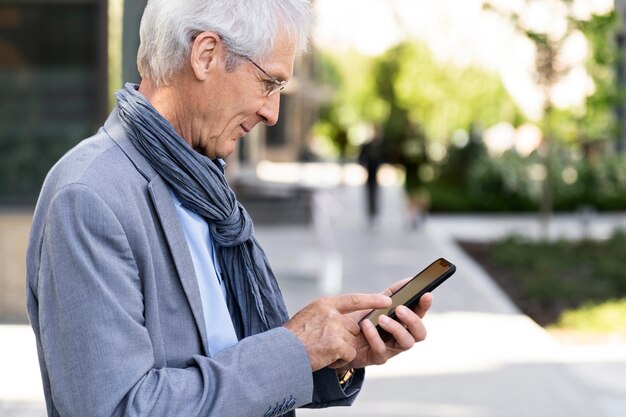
top-left (26, 110), bottom-right (363, 417)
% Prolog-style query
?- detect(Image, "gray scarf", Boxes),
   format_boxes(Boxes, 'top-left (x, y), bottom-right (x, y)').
top-left (115, 83), bottom-right (289, 339)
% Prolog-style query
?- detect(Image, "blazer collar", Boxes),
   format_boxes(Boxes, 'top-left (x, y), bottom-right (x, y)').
top-left (103, 108), bottom-right (158, 182)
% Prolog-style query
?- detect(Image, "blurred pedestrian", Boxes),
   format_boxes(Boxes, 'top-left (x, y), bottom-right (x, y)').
top-left (26, 1), bottom-right (433, 416)
top-left (358, 126), bottom-right (385, 227)
top-left (400, 124), bottom-right (430, 229)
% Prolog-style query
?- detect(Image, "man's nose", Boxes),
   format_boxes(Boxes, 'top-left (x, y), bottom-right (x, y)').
top-left (258, 94), bottom-right (281, 126)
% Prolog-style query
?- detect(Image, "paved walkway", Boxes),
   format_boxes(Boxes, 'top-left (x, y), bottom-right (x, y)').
top-left (262, 185), bottom-right (626, 417)
top-left (2, 184), bottom-right (626, 416)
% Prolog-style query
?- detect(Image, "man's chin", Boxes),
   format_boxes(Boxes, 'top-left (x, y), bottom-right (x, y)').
top-left (213, 143), bottom-right (237, 160)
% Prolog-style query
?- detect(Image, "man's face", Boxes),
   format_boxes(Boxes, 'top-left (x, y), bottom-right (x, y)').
top-left (189, 33), bottom-right (297, 160)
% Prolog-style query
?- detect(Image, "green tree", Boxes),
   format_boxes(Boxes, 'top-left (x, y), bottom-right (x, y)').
top-left (573, 11), bottom-right (621, 145)
top-left (371, 40), bottom-right (519, 202)
top-left (484, 0), bottom-right (619, 230)
top-left (315, 40), bottom-right (519, 158)
top-left (314, 50), bottom-right (387, 159)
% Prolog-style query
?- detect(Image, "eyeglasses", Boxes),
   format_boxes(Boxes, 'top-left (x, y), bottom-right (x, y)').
top-left (192, 32), bottom-right (287, 97)
top-left (245, 57), bottom-right (287, 97)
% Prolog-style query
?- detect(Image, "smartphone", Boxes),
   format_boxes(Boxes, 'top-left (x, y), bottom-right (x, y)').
top-left (360, 257), bottom-right (456, 338)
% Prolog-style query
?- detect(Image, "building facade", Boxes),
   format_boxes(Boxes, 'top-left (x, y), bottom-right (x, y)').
top-left (0, 0), bottom-right (321, 203)
top-left (0, 0), bottom-right (108, 202)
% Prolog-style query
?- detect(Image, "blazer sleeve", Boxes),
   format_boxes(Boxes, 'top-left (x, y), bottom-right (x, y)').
top-left (304, 367), bottom-right (365, 409)
top-left (34, 183), bottom-right (315, 417)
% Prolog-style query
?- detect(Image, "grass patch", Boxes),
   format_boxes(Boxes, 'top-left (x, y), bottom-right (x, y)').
top-left (460, 230), bottom-right (626, 333)
top-left (550, 299), bottom-right (626, 334)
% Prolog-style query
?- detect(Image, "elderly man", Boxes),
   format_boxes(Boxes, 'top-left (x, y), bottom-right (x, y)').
top-left (26, 1), bottom-right (432, 416)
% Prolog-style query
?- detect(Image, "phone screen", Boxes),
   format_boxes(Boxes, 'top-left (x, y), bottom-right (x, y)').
top-left (362, 258), bottom-right (455, 328)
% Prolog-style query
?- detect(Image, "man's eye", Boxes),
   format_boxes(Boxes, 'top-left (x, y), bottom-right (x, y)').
top-left (264, 80), bottom-right (276, 93)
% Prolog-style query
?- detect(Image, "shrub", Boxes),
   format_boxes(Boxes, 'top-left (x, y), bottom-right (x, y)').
top-left (485, 230), bottom-right (626, 330)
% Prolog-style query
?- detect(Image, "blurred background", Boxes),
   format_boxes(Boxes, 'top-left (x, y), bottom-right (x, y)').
top-left (2, 0), bottom-right (626, 416)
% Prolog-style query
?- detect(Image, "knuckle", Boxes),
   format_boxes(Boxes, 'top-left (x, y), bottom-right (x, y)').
top-left (316, 297), bottom-right (332, 309)
top-left (371, 350), bottom-right (387, 365)
top-left (349, 294), bottom-right (362, 306)
top-left (335, 345), bottom-right (351, 363)
top-left (348, 346), bottom-right (357, 361)
top-left (402, 337), bottom-right (416, 350)
top-left (318, 301), bottom-right (337, 319)
top-left (372, 343), bottom-right (386, 358)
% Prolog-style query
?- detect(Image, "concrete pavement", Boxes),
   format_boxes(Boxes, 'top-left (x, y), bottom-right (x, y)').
top-left (2, 184), bottom-right (626, 416)
top-left (261, 185), bottom-right (626, 417)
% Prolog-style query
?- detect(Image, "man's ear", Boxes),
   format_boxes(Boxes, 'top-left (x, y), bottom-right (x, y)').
top-left (189, 31), bottom-right (221, 81)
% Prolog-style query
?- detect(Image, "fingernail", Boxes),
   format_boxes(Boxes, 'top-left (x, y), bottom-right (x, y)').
top-left (379, 315), bottom-right (389, 324)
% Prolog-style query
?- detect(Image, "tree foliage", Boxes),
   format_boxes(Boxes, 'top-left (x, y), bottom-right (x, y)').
top-left (313, 1), bottom-right (625, 212)
top-left (315, 40), bottom-right (520, 161)
top-left (572, 10), bottom-right (621, 144)
top-left (388, 42), bottom-right (519, 142)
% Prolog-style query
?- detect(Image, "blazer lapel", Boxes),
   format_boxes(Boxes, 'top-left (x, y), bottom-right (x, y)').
top-left (148, 177), bottom-right (210, 355)
top-left (103, 108), bottom-right (210, 355)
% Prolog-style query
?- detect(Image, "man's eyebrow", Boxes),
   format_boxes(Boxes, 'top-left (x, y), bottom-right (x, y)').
top-left (272, 69), bottom-right (290, 83)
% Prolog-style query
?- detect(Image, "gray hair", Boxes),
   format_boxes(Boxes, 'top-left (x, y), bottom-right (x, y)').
top-left (137, 0), bottom-right (313, 86)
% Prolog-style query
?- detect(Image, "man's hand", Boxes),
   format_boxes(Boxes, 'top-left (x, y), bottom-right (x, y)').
top-left (283, 294), bottom-right (392, 371)
top-left (334, 279), bottom-right (433, 371)
top-left (348, 292), bottom-right (432, 369)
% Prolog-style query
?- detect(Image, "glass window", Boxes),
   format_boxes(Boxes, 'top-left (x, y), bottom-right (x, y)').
top-left (0, 1), bottom-right (105, 202)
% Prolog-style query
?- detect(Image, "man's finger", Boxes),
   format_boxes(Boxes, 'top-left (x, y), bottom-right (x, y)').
top-left (415, 293), bottom-right (433, 319)
top-left (395, 305), bottom-right (428, 342)
top-left (361, 319), bottom-right (387, 359)
top-left (381, 277), bottom-right (412, 297)
top-left (340, 314), bottom-right (362, 336)
top-left (331, 293), bottom-right (391, 314)
top-left (378, 314), bottom-right (415, 350)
